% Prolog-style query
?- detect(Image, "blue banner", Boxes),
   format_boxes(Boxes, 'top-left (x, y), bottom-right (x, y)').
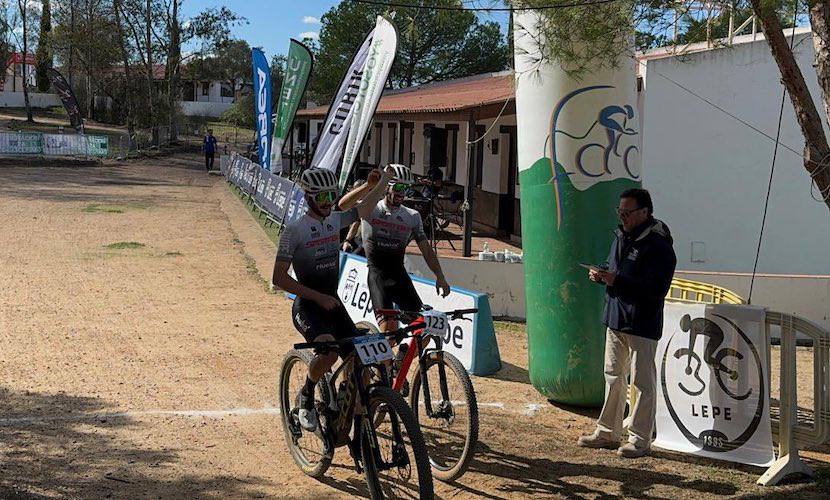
top-left (252, 48), bottom-right (273, 170)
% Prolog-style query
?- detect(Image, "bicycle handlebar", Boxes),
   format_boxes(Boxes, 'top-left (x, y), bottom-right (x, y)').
top-left (293, 323), bottom-right (423, 351)
top-left (376, 307), bottom-right (478, 321)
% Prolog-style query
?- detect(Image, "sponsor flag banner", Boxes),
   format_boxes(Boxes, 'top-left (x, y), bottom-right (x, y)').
top-left (309, 28), bottom-right (375, 172)
top-left (252, 48), bottom-right (273, 170)
top-left (271, 39), bottom-right (313, 174)
top-left (655, 303), bottom-right (774, 466)
top-left (47, 68), bottom-right (84, 133)
top-left (339, 16), bottom-right (398, 191)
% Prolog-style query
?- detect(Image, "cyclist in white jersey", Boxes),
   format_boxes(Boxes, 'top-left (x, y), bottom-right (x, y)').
top-left (340, 164), bottom-right (450, 334)
top-left (273, 166), bottom-right (391, 431)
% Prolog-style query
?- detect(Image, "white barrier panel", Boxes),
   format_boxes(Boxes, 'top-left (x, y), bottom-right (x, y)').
top-left (655, 303), bottom-right (774, 466)
top-left (338, 253), bottom-right (501, 376)
top-left (0, 132), bottom-right (41, 154)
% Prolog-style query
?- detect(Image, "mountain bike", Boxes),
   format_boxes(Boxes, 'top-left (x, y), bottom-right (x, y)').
top-left (279, 326), bottom-right (434, 499)
top-left (361, 307), bottom-right (479, 482)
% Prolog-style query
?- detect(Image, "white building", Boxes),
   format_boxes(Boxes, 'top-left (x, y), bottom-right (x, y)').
top-left (295, 71), bottom-right (520, 239)
top-left (640, 28), bottom-right (830, 328)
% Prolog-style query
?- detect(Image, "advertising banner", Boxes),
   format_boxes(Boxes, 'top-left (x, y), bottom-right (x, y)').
top-left (47, 68), bottom-right (84, 132)
top-left (339, 16), bottom-right (398, 191)
top-left (252, 48), bottom-right (273, 170)
top-left (309, 27), bottom-right (375, 172)
top-left (271, 39), bottom-right (313, 174)
top-left (337, 253), bottom-right (501, 376)
top-left (654, 303), bottom-right (774, 466)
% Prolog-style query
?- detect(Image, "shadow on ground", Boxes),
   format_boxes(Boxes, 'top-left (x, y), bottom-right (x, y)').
top-left (0, 388), bottom-right (273, 498)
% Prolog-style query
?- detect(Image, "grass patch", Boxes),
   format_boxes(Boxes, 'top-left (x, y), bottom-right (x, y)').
top-left (164, 251), bottom-right (183, 257)
top-left (495, 320), bottom-right (527, 336)
top-left (83, 204), bottom-right (125, 214)
top-left (104, 241), bottom-right (145, 250)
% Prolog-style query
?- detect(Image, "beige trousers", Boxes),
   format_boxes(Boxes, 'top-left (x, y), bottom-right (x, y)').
top-left (595, 328), bottom-right (657, 447)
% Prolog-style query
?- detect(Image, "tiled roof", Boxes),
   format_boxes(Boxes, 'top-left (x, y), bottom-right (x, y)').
top-left (297, 71), bottom-right (514, 118)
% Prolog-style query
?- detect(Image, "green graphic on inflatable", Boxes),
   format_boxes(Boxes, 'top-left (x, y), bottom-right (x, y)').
top-left (521, 157), bottom-right (637, 406)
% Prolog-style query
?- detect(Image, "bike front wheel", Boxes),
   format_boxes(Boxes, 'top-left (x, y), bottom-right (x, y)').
top-left (410, 351), bottom-right (479, 482)
top-left (362, 386), bottom-right (434, 499)
top-left (278, 349), bottom-right (332, 478)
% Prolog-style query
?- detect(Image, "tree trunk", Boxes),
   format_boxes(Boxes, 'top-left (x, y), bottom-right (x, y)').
top-left (146, 0), bottom-right (158, 145)
top-left (68, 0), bottom-right (75, 87)
top-left (85, 0), bottom-right (94, 120)
top-left (113, 0), bottom-right (134, 141)
top-left (750, 0), bottom-right (830, 209)
top-left (166, 0), bottom-right (180, 142)
top-left (19, 0), bottom-right (33, 122)
top-left (35, 0), bottom-right (52, 92)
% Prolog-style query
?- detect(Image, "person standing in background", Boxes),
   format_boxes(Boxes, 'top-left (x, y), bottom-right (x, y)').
top-left (203, 129), bottom-right (218, 172)
top-left (577, 188), bottom-right (676, 458)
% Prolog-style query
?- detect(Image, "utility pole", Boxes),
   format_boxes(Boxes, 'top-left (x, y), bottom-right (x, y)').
top-left (462, 111), bottom-right (477, 257)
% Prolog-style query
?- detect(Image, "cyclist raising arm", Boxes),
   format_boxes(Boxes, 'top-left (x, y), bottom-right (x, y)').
top-left (272, 166), bottom-right (392, 432)
top-left (339, 164), bottom-right (450, 335)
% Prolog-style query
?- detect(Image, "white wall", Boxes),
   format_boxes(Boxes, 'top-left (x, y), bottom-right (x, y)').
top-left (642, 31), bottom-right (830, 276)
top-left (0, 91), bottom-right (61, 108)
top-left (178, 101), bottom-right (232, 117)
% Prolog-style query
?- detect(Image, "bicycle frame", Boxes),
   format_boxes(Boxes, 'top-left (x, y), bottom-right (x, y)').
top-left (319, 351), bottom-right (409, 472)
top-left (392, 316), bottom-right (452, 419)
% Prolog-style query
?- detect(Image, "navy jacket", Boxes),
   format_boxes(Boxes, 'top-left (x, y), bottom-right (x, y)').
top-left (203, 135), bottom-right (217, 154)
top-left (601, 217), bottom-right (677, 340)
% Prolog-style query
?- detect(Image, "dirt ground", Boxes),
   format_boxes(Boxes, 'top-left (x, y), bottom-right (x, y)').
top-left (0, 154), bottom-right (828, 499)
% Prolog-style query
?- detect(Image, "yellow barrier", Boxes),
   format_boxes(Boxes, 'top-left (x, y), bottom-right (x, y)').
top-left (667, 277), bottom-right (745, 304)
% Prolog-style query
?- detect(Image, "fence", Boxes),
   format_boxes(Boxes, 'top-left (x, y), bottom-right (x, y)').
top-left (0, 131), bottom-right (109, 157)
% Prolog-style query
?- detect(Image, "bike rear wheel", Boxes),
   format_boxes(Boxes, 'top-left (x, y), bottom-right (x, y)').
top-left (410, 351), bottom-right (479, 482)
top-left (362, 386), bottom-right (434, 499)
top-left (278, 349), bottom-right (332, 478)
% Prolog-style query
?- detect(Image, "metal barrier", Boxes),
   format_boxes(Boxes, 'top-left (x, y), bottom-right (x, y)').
top-left (759, 312), bottom-right (830, 485)
top-left (0, 130), bottom-right (109, 157)
top-left (668, 277), bottom-right (745, 304)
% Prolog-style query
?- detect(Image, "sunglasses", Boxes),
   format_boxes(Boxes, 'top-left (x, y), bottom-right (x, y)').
top-left (390, 183), bottom-right (408, 194)
top-left (616, 206), bottom-right (644, 218)
top-left (314, 191), bottom-right (337, 204)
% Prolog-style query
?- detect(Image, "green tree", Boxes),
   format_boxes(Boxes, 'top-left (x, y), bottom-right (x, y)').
top-left (35, 0), bottom-right (51, 91)
top-left (310, 0), bottom-right (509, 101)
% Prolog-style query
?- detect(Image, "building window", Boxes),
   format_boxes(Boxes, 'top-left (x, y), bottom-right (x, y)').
top-left (490, 138), bottom-right (499, 155)
top-left (220, 83), bottom-right (234, 98)
top-left (201, 82), bottom-right (210, 96)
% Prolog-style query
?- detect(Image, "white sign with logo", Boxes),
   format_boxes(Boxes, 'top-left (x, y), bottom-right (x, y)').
top-left (654, 303), bottom-right (774, 467)
top-left (338, 254), bottom-right (476, 369)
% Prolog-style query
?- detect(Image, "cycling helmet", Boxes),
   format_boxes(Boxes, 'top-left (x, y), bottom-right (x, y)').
top-left (299, 168), bottom-right (338, 193)
top-left (387, 164), bottom-right (413, 185)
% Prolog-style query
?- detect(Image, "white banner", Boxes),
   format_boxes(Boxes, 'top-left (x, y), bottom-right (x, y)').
top-left (309, 28), bottom-right (375, 172)
top-left (338, 16), bottom-right (398, 191)
top-left (338, 254), bottom-right (476, 369)
top-left (654, 303), bottom-right (774, 466)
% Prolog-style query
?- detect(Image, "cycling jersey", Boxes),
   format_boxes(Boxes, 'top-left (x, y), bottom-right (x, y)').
top-left (361, 199), bottom-right (427, 268)
top-left (276, 208), bottom-right (358, 295)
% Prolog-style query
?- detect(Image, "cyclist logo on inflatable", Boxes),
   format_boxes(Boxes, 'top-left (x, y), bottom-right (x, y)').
top-left (549, 85), bottom-right (640, 183)
top-left (660, 313), bottom-right (766, 453)
top-left (547, 85), bottom-right (641, 228)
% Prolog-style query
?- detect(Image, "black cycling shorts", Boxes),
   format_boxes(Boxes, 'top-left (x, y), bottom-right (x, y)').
top-left (292, 298), bottom-right (359, 355)
top-left (367, 265), bottom-right (423, 320)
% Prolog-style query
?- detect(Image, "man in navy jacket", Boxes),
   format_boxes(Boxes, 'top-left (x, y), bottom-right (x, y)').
top-left (578, 188), bottom-right (676, 458)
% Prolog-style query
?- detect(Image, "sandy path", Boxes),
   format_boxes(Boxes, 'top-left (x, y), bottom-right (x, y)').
top-left (0, 155), bottom-right (826, 499)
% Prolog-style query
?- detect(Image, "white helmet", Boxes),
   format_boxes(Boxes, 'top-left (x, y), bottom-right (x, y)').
top-left (299, 168), bottom-right (337, 193)
top-left (387, 164), bottom-right (413, 185)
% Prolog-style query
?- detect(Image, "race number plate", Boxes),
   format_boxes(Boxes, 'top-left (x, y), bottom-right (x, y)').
top-left (421, 310), bottom-right (449, 337)
top-left (353, 334), bottom-right (394, 365)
